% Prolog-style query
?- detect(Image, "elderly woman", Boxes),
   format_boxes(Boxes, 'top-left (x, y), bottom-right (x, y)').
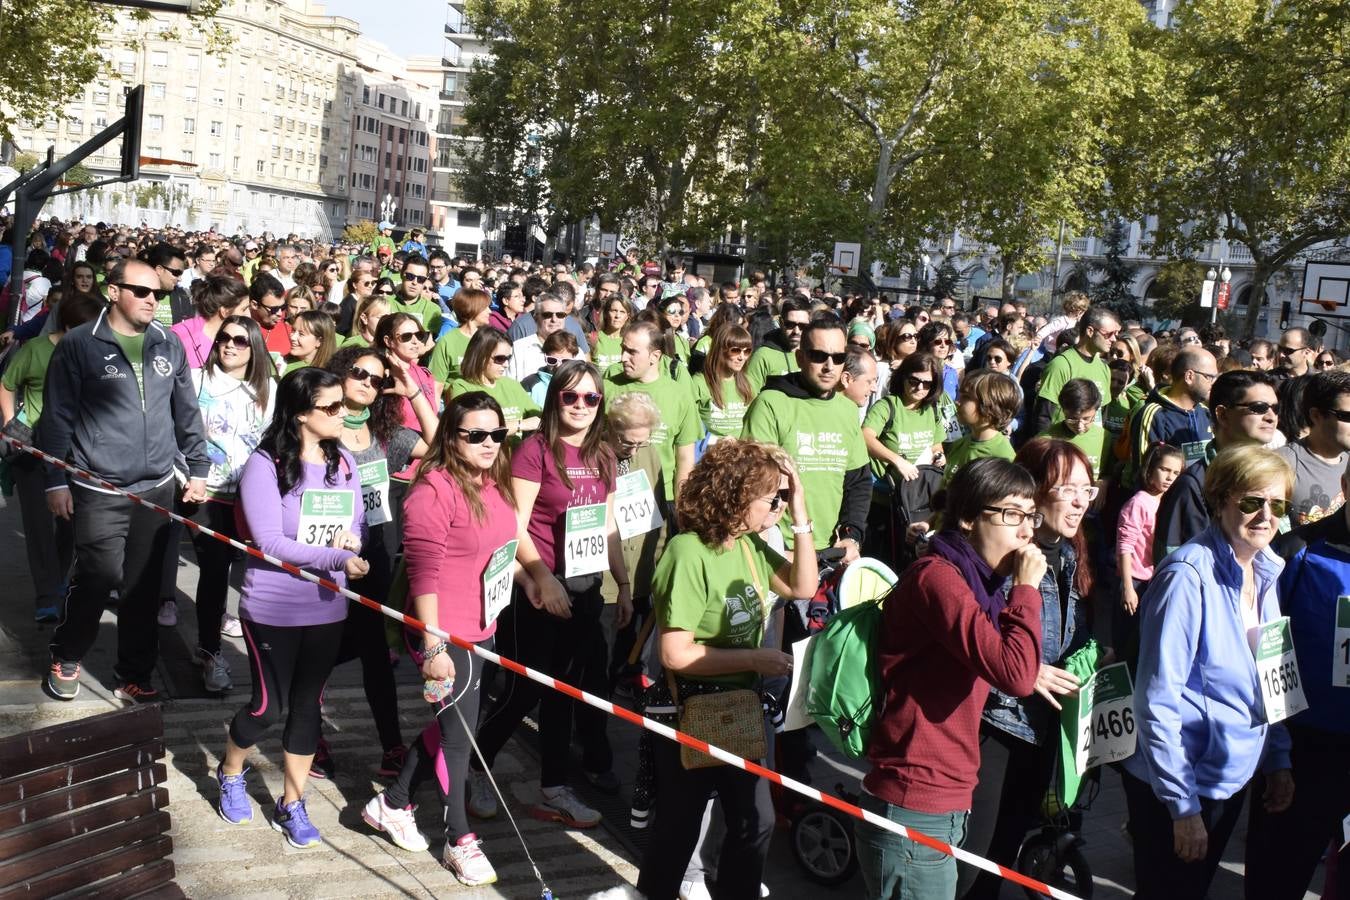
top-left (1122, 444), bottom-right (1294, 900)
top-left (636, 440), bottom-right (817, 900)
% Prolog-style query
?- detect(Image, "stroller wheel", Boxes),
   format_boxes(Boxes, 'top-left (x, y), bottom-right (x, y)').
top-left (1017, 830), bottom-right (1093, 900)
top-left (791, 807), bottom-right (857, 886)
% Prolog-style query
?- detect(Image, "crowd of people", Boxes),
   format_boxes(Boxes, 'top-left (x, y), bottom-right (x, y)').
top-left (1, 215), bottom-right (1347, 900)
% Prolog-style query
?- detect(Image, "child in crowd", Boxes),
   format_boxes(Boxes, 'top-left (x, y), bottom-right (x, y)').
top-left (942, 371), bottom-right (1021, 484)
top-left (1039, 379), bottom-right (1108, 478)
top-left (1114, 442), bottom-right (1184, 652)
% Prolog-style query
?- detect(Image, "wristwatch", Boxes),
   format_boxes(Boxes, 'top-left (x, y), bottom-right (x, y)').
top-left (790, 521), bottom-right (814, 535)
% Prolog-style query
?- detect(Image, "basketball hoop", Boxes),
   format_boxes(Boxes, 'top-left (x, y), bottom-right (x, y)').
top-left (1319, 299), bottom-right (1340, 312)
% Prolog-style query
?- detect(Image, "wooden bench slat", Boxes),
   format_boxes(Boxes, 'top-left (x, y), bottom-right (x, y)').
top-left (0, 787), bottom-right (171, 860)
top-left (0, 706), bottom-right (163, 779)
top-left (63, 860), bottom-right (183, 900)
top-left (0, 764), bottom-right (166, 832)
top-left (0, 812), bottom-right (170, 890)
top-left (0, 834), bottom-right (173, 900)
top-left (0, 741), bottom-right (164, 805)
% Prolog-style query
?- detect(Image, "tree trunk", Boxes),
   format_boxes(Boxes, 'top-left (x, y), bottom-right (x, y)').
top-left (861, 140), bottom-right (894, 274)
top-left (1242, 261), bottom-right (1273, 339)
top-left (1001, 265), bottom-right (1017, 302)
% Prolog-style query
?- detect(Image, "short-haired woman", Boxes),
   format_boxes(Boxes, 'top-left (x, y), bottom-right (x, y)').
top-left (523, 329), bottom-right (580, 407)
top-left (428, 287), bottom-right (493, 382)
top-left (859, 457), bottom-right (1045, 900)
top-left (1122, 444), bottom-right (1295, 900)
top-left (636, 440), bottom-right (817, 900)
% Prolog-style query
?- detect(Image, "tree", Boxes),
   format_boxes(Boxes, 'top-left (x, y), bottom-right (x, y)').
top-left (931, 257), bottom-right (963, 300)
top-left (12, 152), bottom-right (40, 174)
top-left (342, 220), bottom-right (379, 247)
top-left (1149, 259), bottom-right (1208, 325)
top-left (1090, 219), bottom-right (1142, 319)
top-left (1108, 0), bottom-right (1350, 338)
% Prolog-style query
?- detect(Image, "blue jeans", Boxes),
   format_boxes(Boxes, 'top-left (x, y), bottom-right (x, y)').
top-left (856, 798), bottom-right (968, 900)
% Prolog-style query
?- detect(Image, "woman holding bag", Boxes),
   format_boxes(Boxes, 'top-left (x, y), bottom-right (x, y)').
top-left (636, 439), bottom-right (817, 900)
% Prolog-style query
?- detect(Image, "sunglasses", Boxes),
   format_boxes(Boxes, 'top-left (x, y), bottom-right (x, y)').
top-left (618, 436), bottom-right (650, 451)
top-left (1233, 401), bottom-right (1280, 416)
top-left (395, 330), bottom-right (431, 344)
top-left (727, 346), bottom-right (752, 357)
top-left (312, 400), bottom-right (345, 417)
top-left (539, 311), bottom-right (567, 321)
top-left (357, 279), bottom-right (376, 287)
top-left (560, 390), bottom-right (603, 408)
top-left (246, 247), bottom-right (260, 254)
top-left (782, 321), bottom-right (807, 332)
top-left (905, 375), bottom-right (933, 391)
top-left (1235, 495), bottom-right (1289, 518)
top-left (256, 300), bottom-right (286, 315)
top-left (544, 355), bottom-right (569, 367)
top-left (376, 288), bottom-right (396, 296)
top-left (348, 365), bottom-right (394, 389)
top-left (1320, 408), bottom-right (1350, 423)
top-left (403, 273), bottom-right (430, 284)
top-left (457, 426), bottom-right (509, 445)
top-left (159, 265), bottom-right (184, 278)
top-left (805, 348), bottom-right (847, 366)
top-left (115, 282), bottom-right (169, 300)
top-left (490, 353), bottom-right (513, 365)
top-left (848, 340), bottom-right (871, 350)
top-left (897, 331), bottom-right (917, 341)
top-left (765, 487), bottom-right (791, 512)
top-left (929, 337), bottom-right (952, 346)
top-left (214, 332), bottom-right (250, 349)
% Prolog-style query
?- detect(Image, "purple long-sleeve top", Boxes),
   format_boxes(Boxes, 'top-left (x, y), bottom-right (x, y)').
top-left (237, 447), bottom-right (366, 627)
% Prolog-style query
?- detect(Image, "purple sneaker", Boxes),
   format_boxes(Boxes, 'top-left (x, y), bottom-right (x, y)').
top-left (272, 797), bottom-right (322, 847)
top-left (216, 764), bottom-right (252, 824)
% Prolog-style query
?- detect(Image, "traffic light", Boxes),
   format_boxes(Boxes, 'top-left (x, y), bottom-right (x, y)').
top-left (120, 86), bottom-right (144, 181)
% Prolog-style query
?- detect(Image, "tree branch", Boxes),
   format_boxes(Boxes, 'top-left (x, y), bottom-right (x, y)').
top-left (828, 88), bottom-right (883, 146)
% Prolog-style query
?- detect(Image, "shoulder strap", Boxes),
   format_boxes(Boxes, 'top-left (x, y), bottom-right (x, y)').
top-left (740, 535), bottom-right (768, 611)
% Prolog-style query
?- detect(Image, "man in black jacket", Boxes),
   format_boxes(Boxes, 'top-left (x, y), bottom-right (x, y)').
top-left (146, 242), bottom-right (193, 324)
top-left (40, 259), bottom-right (210, 703)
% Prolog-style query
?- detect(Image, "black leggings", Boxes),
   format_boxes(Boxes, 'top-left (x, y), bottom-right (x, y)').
top-left (188, 500), bottom-right (239, 655)
top-left (384, 640), bottom-right (491, 841)
top-left (473, 576), bottom-right (611, 787)
top-left (229, 618), bottom-right (344, 756)
top-left (333, 527), bottom-right (403, 751)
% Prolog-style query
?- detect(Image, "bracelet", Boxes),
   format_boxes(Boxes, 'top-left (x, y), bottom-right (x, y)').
top-left (615, 581), bottom-right (631, 588)
top-left (408, 387), bottom-right (423, 401)
top-left (423, 640), bottom-right (446, 659)
top-left (790, 521), bottom-right (814, 535)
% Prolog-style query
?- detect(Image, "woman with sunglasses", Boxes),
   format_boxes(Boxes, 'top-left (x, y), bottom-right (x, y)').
top-left (691, 323), bottom-right (755, 445)
top-left (428, 287), bottom-right (493, 383)
top-left (283, 308), bottom-right (337, 375)
top-left (1121, 445), bottom-right (1294, 900)
top-left (181, 315), bottom-right (275, 692)
top-left (336, 266), bottom-right (376, 337)
top-left (446, 326), bottom-right (541, 441)
top-left (170, 275), bottom-right (252, 370)
top-left (917, 320), bottom-right (960, 399)
top-left (470, 360), bottom-right (631, 831)
top-left (523, 330), bottom-right (580, 408)
top-left (874, 320), bottom-right (919, 398)
top-left (864, 351), bottom-right (946, 481)
top-left (373, 277), bottom-right (397, 299)
top-left (960, 437), bottom-right (1095, 900)
top-left (340, 293), bottom-right (390, 350)
top-left (363, 392), bottom-right (533, 886)
top-left (213, 368), bottom-right (370, 848)
top-left (1313, 348), bottom-right (1340, 371)
top-left (657, 289), bottom-right (693, 373)
top-left (591, 294), bottom-right (633, 372)
top-left (374, 311), bottom-right (441, 541)
top-left (321, 257), bottom-right (348, 310)
top-left (688, 302), bottom-right (745, 375)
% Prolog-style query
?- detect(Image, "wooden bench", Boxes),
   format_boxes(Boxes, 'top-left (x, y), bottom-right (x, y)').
top-left (0, 704), bottom-right (183, 899)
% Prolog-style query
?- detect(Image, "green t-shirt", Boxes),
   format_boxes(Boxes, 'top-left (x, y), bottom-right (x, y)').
top-left (1, 335), bottom-right (58, 425)
top-left (691, 373), bottom-right (750, 439)
top-left (862, 396), bottom-right (946, 478)
top-left (153, 295), bottom-right (175, 327)
top-left (1039, 421), bottom-right (1109, 478)
top-left (113, 330), bottom-right (146, 404)
top-left (1103, 381), bottom-right (1146, 438)
top-left (942, 432), bottom-right (1015, 485)
top-left (741, 385), bottom-right (868, 551)
top-left (282, 358), bottom-right (312, 376)
top-left (1037, 349), bottom-right (1111, 425)
top-left (389, 296), bottom-right (443, 335)
top-left (692, 334), bottom-right (712, 356)
top-left (604, 369), bottom-right (702, 501)
top-left (447, 376), bottom-right (540, 434)
top-left (427, 327), bottom-right (472, 382)
top-left (591, 331), bottom-right (623, 372)
top-left (652, 531), bottom-right (787, 688)
top-left (745, 346), bottom-right (798, 394)
top-left (339, 333), bottom-right (371, 349)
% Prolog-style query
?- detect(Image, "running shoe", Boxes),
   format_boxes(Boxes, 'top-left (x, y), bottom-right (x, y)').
top-left (532, 785), bottom-right (601, 828)
top-left (220, 613), bottom-right (243, 638)
top-left (114, 681), bottom-right (160, 704)
top-left (466, 769), bottom-right (498, 819)
top-left (308, 737), bottom-right (335, 780)
top-left (216, 763), bottom-right (252, 824)
top-left (361, 793), bottom-right (429, 852)
top-left (376, 744), bottom-right (408, 779)
top-left (443, 833), bottom-right (497, 886)
top-left (271, 797), bottom-right (322, 848)
top-left (583, 769), bottom-right (620, 795)
top-left (197, 646), bottom-right (232, 693)
top-left (679, 881), bottom-right (714, 900)
top-left (45, 659), bottom-right (81, 700)
top-left (34, 605), bottom-right (60, 624)
top-left (156, 600), bottom-right (178, 627)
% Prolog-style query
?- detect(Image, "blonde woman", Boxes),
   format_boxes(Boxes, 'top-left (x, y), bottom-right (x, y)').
top-left (341, 293), bottom-right (389, 349)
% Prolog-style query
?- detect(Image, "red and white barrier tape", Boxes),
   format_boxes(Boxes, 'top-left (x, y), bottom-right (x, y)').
top-left (3, 435), bottom-right (1081, 900)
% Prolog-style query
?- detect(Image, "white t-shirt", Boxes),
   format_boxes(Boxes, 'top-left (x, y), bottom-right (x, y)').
top-left (18, 271), bottom-right (51, 323)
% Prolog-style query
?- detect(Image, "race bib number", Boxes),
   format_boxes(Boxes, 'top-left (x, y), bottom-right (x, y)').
top-left (358, 459), bottom-right (391, 526)
top-left (482, 539), bottom-right (519, 627)
top-left (1073, 662), bottom-right (1137, 775)
top-left (614, 470), bottom-right (663, 540)
top-left (1256, 616), bottom-right (1308, 723)
top-left (563, 503), bottom-right (608, 578)
top-left (297, 489), bottom-right (353, 548)
top-left (1335, 596), bottom-right (1350, 689)
top-left (1182, 440), bottom-right (1207, 463)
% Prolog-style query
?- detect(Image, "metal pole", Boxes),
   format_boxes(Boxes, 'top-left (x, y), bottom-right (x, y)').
top-left (1051, 219), bottom-right (1066, 305)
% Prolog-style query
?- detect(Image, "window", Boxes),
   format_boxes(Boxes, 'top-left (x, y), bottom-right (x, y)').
top-left (150, 50), bottom-right (168, 68)
top-left (94, 115), bottom-right (108, 130)
top-left (212, 90), bottom-right (224, 107)
top-left (183, 118), bottom-right (195, 134)
top-left (257, 159), bottom-right (265, 174)
top-left (186, 54), bottom-right (200, 70)
top-left (320, 154), bottom-right (328, 168)
top-left (209, 121), bottom-right (222, 137)
top-left (185, 85), bottom-right (197, 103)
top-left (233, 156), bottom-right (241, 172)
top-left (234, 124), bottom-right (242, 141)
top-left (377, 94), bottom-right (385, 110)
top-left (284, 148), bottom-right (293, 160)
top-left (457, 210), bottom-right (481, 228)
top-left (207, 186), bottom-right (219, 202)
top-left (148, 114), bottom-right (163, 131)
top-left (362, 86), bottom-right (370, 104)
top-left (338, 175), bottom-right (346, 190)
top-left (146, 144), bottom-right (162, 158)
top-left (273, 114), bottom-right (282, 129)
top-left (182, 149), bottom-right (193, 163)
top-left (236, 94), bottom-right (245, 109)
top-left (95, 88), bottom-right (112, 104)
top-left (118, 52), bottom-right (136, 75)
top-left (209, 152), bottom-right (221, 168)
top-left (275, 84), bottom-right (285, 99)
top-left (344, 93), bottom-right (352, 108)
top-left (67, 117), bottom-right (84, 134)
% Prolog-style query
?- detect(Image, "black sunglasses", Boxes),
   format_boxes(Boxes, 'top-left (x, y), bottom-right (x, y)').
top-left (1320, 408), bottom-right (1350, 423)
top-left (214, 332), bottom-right (250, 350)
top-left (1233, 401), bottom-right (1280, 416)
top-left (767, 487), bottom-right (791, 512)
top-left (490, 353), bottom-right (513, 365)
top-left (376, 288), bottom-right (396, 296)
top-left (457, 426), bottom-right (509, 445)
top-left (395, 330), bottom-right (431, 344)
top-left (539, 311), bottom-right (567, 321)
top-left (560, 390), bottom-right (603, 408)
top-left (905, 375), bottom-right (933, 391)
top-left (256, 300), bottom-right (286, 315)
top-left (115, 282), bottom-right (169, 300)
top-left (348, 365), bottom-right (393, 389)
top-left (159, 265), bottom-right (184, 278)
top-left (805, 348), bottom-right (847, 366)
top-left (403, 273), bottom-right (430, 284)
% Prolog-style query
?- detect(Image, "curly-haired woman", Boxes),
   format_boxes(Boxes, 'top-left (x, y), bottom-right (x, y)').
top-left (636, 439), bottom-right (818, 900)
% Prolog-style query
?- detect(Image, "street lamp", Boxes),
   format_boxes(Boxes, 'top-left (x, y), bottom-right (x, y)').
top-left (1205, 264), bottom-right (1232, 324)
top-left (920, 252), bottom-right (931, 295)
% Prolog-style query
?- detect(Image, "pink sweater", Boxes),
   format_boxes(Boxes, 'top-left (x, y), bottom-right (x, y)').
top-left (1117, 490), bottom-right (1161, 581)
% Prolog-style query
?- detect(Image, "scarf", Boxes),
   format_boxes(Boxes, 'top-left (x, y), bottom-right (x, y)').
top-left (342, 407), bottom-right (370, 429)
top-left (927, 529), bottom-right (1009, 622)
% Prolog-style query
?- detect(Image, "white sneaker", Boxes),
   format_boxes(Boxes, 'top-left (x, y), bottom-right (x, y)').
top-left (466, 769), bottom-right (498, 819)
top-left (197, 647), bottom-right (232, 692)
top-left (157, 600), bottom-right (178, 627)
top-left (531, 785), bottom-right (601, 828)
top-left (220, 613), bottom-right (243, 638)
top-left (361, 793), bottom-right (429, 853)
top-left (443, 833), bottom-right (497, 886)
top-left (679, 880), bottom-right (714, 900)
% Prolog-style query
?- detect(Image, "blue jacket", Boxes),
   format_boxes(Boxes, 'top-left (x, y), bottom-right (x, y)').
top-left (1126, 389), bottom-right (1212, 485)
top-left (984, 538), bottom-right (1090, 745)
top-left (1123, 523), bottom-right (1292, 818)
top-left (1272, 512), bottom-right (1350, 734)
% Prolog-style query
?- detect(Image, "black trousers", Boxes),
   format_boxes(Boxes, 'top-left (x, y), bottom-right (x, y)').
top-left (229, 618), bottom-right (344, 756)
top-left (473, 576), bottom-right (611, 786)
top-left (11, 453), bottom-right (73, 607)
top-left (959, 724), bottom-right (1056, 900)
top-left (50, 481), bottom-right (176, 684)
top-left (1120, 768), bottom-right (1247, 900)
top-left (1245, 724), bottom-right (1350, 900)
top-left (334, 526), bottom-right (402, 751)
top-left (186, 499), bottom-right (238, 655)
top-left (635, 737), bottom-right (774, 900)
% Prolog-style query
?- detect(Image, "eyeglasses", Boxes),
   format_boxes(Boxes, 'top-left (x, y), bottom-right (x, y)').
top-left (905, 376), bottom-right (933, 392)
top-left (114, 282), bottom-right (169, 300)
top-left (544, 355), bottom-right (569, 367)
top-left (664, 305), bottom-right (684, 316)
top-left (1180, 335), bottom-right (1202, 345)
top-left (539, 311), bottom-right (567, 321)
top-left (727, 346), bottom-right (752, 357)
top-left (1049, 484), bottom-right (1100, 502)
top-left (618, 436), bottom-right (650, 451)
top-left (357, 279), bottom-right (376, 287)
top-left (490, 353), bottom-right (513, 365)
top-left (941, 304), bottom-right (956, 313)
top-left (805, 348), bottom-right (847, 366)
top-left (1278, 345), bottom-right (1306, 355)
top-left (158, 265), bottom-right (184, 278)
top-left (246, 247), bottom-right (260, 255)
top-left (395, 330), bottom-right (431, 344)
top-left (347, 365), bottom-right (394, 389)
top-left (312, 400), bottom-right (345, 417)
top-left (1235, 495), bottom-right (1290, 518)
top-left (929, 337), bottom-right (952, 346)
top-left (897, 331), bottom-right (917, 341)
top-left (560, 390), bottom-right (603, 408)
top-left (1319, 408), bottom-right (1350, 423)
top-left (403, 273), bottom-right (430, 284)
top-left (983, 506), bottom-right (1045, 528)
top-left (1096, 329), bottom-right (1121, 341)
top-left (1233, 401), bottom-right (1280, 416)
top-left (256, 300), bottom-right (286, 315)
top-left (1316, 358), bottom-right (1337, 369)
top-left (782, 321), bottom-right (807, 332)
top-left (214, 332), bottom-right (251, 350)
top-left (762, 487), bottom-right (791, 513)
top-left (1191, 369), bottom-right (1218, 380)
top-left (457, 426), bottom-right (509, 445)
top-left (376, 288), bottom-right (396, 296)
